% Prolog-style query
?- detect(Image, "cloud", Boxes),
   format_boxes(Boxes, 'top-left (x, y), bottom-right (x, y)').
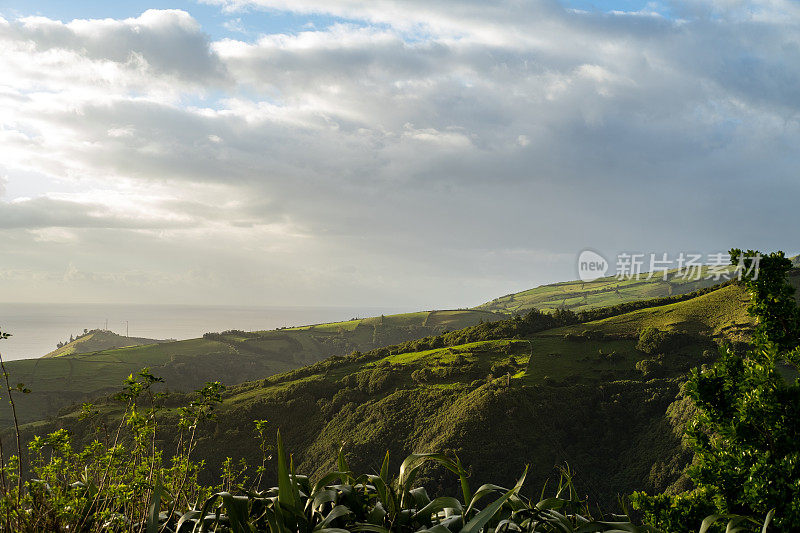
top-left (0, 196), bottom-right (187, 230)
top-left (0, 10), bottom-right (227, 88)
top-left (0, 3), bottom-right (799, 306)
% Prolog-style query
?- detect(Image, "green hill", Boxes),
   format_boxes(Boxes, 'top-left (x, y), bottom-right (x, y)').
top-left (18, 315), bottom-right (696, 509)
top-left (476, 266), bottom-right (731, 314)
top-left (20, 276), bottom-right (795, 508)
top-left (189, 284), bottom-right (764, 502)
top-left (0, 274), bottom-right (766, 432)
top-left (0, 309), bottom-right (502, 426)
top-left (556, 281), bottom-right (756, 339)
top-left (3, 265), bottom-right (755, 428)
top-left (41, 329), bottom-right (167, 358)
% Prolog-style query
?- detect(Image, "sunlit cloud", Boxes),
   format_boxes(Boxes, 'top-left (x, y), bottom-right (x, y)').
top-left (0, 2), bottom-right (798, 305)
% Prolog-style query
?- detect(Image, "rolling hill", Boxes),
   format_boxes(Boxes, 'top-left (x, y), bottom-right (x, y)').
top-left (0, 309), bottom-right (502, 425)
top-left (0, 269), bottom-right (769, 428)
top-left (476, 266), bottom-right (732, 314)
top-left (17, 273), bottom-right (797, 509)
top-left (188, 281), bottom-right (767, 503)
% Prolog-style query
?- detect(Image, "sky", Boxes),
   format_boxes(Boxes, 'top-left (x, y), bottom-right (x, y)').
top-left (0, 0), bottom-right (798, 308)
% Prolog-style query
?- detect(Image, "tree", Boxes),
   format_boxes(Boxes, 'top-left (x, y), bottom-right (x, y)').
top-left (730, 249), bottom-right (800, 351)
top-left (633, 249), bottom-right (800, 531)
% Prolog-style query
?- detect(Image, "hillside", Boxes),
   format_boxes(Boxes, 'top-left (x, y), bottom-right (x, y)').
top-left (0, 309), bottom-right (502, 426)
top-left (41, 329), bottom-right (167, 358)
top-left (556, 281), bottom-right (756, 340)
top-left (477, 266), bottom-right (730, 314)
top-left (24, 314), bottom-right (701, 509)
top-left (0, 276), bottom-right (765, 430)
top-left (3, 268), bottom-right (754, 427)
top-left (21, 278), bottom-right (791, 509)
top-left (190, 285), bottom-right (759, 502)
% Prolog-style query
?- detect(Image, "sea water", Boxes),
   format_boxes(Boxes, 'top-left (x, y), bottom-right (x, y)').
top-left (0, 303), bottom-right (413, 361)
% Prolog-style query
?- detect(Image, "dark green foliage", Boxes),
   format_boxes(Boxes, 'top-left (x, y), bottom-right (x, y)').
top-left (686, 344), bottom-right (800, 525)
top-left (367, 309), bottom-right (576, 360)
top-left (636, 327), bottom-right (694, 355)
top-left (169, 441), bottom-right (660, 533)
top-left (730, 250), bottom-right (800, 350)
top-left (633, 250), bottom-right (800, 531)
top-left (631, 487), bottom-right (722, 533)
top-left (0, 371), bottom-right (772, 532)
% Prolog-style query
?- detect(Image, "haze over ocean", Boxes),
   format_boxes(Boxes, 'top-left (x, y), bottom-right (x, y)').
top-left (0, 304), bottom-right (414, 361)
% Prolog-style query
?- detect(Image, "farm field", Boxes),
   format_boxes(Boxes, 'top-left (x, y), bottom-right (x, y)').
top-left (476, 265), bottom-right (735, 314)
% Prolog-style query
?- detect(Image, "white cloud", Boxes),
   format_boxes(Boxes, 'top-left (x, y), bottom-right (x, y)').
top-left (222, 17), bottom-right (247, 34)
top-left (7, 10), bottom-right (226, 85)
top-left (0, 3), bottom-right (798, 305)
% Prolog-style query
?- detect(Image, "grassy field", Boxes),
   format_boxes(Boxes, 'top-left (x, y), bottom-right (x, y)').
top-left (283, 310), bottom-right (499, 332)
top-left (552, 282), bottom-right (755, 339)
top-left (181, 286), bottom-right (752, 502)
top-left (476, 266), bottom-right (733, 314)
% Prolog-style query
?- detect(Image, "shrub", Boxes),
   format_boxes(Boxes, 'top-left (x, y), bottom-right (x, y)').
top-left (636, 327), bottom-right (693, 355)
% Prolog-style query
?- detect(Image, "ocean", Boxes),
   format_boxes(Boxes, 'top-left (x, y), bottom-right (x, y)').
top-left (0, 303), bottom-right (414, 361)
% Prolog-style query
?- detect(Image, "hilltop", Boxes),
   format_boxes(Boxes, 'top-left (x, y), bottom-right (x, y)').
top-left (41, 329), bottom-right (168, 358)
top-left (476, 267), bottom-right (730, 314)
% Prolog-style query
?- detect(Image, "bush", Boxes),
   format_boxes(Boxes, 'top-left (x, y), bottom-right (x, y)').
top-left (636, 327), bottom-right (693, 355)
top-left (635, 357), bottom-right (664, 378)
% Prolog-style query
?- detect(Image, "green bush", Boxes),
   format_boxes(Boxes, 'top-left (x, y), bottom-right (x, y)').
top-left (636, 327), bottom-right (693, 355)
